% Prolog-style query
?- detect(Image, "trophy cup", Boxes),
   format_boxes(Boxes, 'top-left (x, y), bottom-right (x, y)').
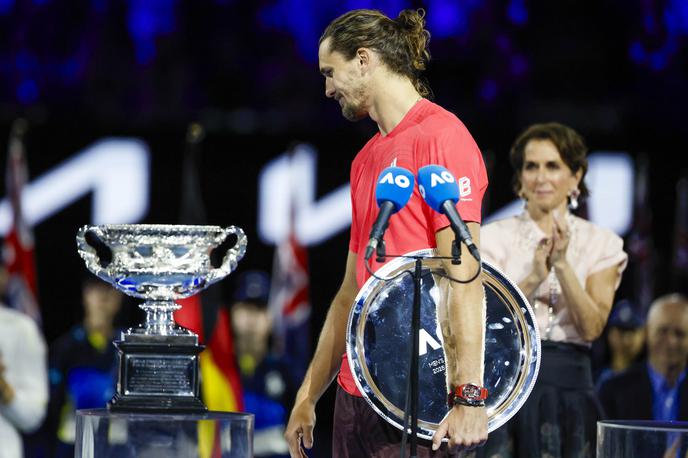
top-left (76, 224), bottom-right (247, 413)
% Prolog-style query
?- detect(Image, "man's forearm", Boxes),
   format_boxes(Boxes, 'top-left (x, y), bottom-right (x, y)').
top-left (436, 224), bottom-right (486, 388)
top-left (445, 281), bottom-right (485, 386)
top-left (295, 291), bottom-right (355, 405)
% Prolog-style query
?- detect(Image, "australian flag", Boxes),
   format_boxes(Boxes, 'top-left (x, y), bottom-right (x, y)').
top-left (268, 149), bottom-right (311, 382)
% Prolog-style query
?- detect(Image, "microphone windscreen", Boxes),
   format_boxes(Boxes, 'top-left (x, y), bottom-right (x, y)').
top-left (417, 165), bottom-right (460, 213)
top-left (375, 166), bottom-right (415, 212)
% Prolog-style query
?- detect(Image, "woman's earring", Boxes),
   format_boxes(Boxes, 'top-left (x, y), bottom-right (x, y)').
top-left (568, 189), bottom-right (580, 210)
top-left (519, 191), bottom-right (527, 210)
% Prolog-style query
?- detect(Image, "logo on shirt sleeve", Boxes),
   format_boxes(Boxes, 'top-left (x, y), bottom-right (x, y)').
top-left (458, 177), bottom-right (472, 199)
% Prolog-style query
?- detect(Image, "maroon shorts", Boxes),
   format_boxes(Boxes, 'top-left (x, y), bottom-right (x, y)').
top-left (332, 386), bottom-right (460, 457)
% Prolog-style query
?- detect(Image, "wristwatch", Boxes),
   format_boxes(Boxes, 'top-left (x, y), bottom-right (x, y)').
top-left (447, 383), bottom-right (488, 408)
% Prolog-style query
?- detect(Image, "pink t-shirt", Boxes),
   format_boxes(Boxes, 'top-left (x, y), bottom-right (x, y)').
top-left (338, 99), bottom-right (488, 396)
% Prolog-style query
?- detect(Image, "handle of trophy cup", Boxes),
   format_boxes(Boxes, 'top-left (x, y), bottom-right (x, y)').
top-left (207, 226), bottom-right (247, 284)
top-left (84, 228), bottom-right (114, 268)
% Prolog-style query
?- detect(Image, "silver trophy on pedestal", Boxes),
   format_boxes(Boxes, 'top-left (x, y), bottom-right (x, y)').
top-left (76, 224), bottom-right (247, 413)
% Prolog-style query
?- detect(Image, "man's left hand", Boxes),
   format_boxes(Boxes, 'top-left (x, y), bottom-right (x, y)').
top-left (431, 404), bottom-right (487, 452)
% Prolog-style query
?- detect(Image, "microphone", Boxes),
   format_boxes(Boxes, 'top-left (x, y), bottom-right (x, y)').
top-left (417, 165), bottom-right (480, 263)
top-left (364, 166), bottom-right (415, 261)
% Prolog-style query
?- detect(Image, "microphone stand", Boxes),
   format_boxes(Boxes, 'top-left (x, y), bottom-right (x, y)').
top-left (366, 238), bottom-right (470, 458)
top-left (370, 238), bottom-right (468, 458)
top-left (409, 256), bottom-right (422, 457)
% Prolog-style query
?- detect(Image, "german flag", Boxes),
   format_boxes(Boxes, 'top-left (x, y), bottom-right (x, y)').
top-left (175, 294), bottom-right (243, 413)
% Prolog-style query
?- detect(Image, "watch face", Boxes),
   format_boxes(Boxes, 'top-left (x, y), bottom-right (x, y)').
top-left (461, 384), bottom-right (483, 400)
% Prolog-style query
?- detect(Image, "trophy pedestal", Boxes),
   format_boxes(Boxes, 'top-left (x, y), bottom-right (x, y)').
top-left (75, 408), bottom-right (254, 458)
top-left (110, 333), bottom-right (207, 414)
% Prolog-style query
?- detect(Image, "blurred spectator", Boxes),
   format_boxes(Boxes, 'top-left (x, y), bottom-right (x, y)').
top-left (0, 266), bottom-right (48, 458)
top-left (46, 278), bottom-right (122, 458)
top-left (231, 270), bottom-right (296, 458)
top-left (595, 299), bottom-right (646, 389)
top-left (599, 293), bottom-right (688, 420)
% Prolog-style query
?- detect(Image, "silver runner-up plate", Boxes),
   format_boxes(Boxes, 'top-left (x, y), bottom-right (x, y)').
top-left (347, 249), bottom-right (540, 440)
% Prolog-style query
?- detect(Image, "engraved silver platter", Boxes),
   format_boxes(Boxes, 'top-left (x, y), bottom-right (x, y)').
top-left (347, 248), bottom-right (540, 440)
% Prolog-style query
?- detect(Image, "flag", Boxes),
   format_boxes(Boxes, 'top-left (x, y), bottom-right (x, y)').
top-left (268, 145), bottom-right (311, 381)
top-left (626, 154), bottom-right (654, 316)
top-left (2, 119), bottom-right (40, 323)
top-left (172, 123), bottom-right (243, 457)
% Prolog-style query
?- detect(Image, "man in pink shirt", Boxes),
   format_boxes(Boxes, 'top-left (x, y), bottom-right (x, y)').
top-left (285, 8), bottom-right (489, 457)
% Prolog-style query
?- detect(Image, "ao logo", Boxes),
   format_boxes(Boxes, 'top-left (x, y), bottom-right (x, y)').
top-left (419, 170), bottom-right (456, 200)
top-left (430, 170), bottom-right (456, 186)
top-left (378, 171), bottom-right (411, 188)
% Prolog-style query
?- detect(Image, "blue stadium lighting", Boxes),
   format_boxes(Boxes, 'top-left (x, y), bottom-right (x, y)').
top-left (632, 0), bottom-right (687, 71)
top-left (259, 0), bottom-right (410, 61)
top-left (666, 0), bottom-right (688, 34)
top-left (17, 79), bottom-right (39, 104)
top-left (427, 0), bottom-right (465, 38)
top-left (649, 47), bottom-right (670, 72)
top-left (629, 41), bottom-right (645, 64)
top-left (479, 79), bottom-right (497, 102)
top-left (510, 54), bottom-right (528, 76)
top-left (0, 0), bottom-right (14, 14)
top-left (127, 0), bottom-right (178, 65)
top-left (426, 0), bottom-right (481, 38)
top-left (258, 0), bottom-right (320, 61)
top-left (91, 0), bottom-right (107, 13)
top-left (15, 51), bottom-right (37, 73)
top-left (506, 0), bottom-right (528, 26)
top-left (59, 57), bottom-right (81, 82)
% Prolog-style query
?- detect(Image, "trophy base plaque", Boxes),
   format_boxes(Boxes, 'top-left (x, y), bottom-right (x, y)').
top-left (109, 333), bottom-right (208, 414)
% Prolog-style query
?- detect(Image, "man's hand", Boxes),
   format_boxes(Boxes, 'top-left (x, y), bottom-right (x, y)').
top-left (431, 405), bottom-right (487, 452)
top-left (285, 399), bottom-right (316, 458)
top-left (0, 354), bottom-right (15, 405)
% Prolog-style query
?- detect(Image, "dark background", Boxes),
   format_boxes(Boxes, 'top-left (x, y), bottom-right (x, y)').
top-left (1, 0), bottom-right (687, 455)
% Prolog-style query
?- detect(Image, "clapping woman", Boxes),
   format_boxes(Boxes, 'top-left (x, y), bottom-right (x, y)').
top-left (480, 123), bottom-right (628, 457)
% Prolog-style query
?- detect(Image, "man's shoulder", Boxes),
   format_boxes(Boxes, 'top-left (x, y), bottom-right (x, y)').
top-left (416, 101), bottom-right (467, 133)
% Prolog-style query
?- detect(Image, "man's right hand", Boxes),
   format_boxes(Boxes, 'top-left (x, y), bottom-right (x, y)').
top-left (285, 400), bottom-right (316, 458)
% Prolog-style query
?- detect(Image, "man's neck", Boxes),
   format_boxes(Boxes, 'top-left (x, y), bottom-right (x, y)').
top-left (367, 77), bottom-right (422, 136)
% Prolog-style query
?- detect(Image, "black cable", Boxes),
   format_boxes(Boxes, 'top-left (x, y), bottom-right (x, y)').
top-left (365, 253), bottom-right (482, 284)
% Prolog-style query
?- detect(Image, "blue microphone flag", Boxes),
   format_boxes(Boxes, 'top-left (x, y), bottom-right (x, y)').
top-left (375, 166), bottom-right (415, 212)
top-left (417, 165), bottom-right (460, 212)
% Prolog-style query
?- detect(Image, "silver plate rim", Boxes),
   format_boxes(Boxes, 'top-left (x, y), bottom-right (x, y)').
top-left (346, 248), bottom-right (541, 440)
